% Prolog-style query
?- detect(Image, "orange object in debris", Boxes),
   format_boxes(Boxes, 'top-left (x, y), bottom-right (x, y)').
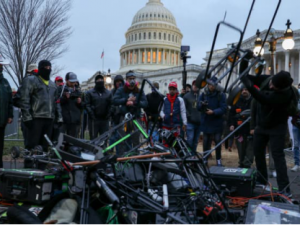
top-left (237, 120), bottom-right (243, 125)
top-left (236, 108), bottom-right (242, 113)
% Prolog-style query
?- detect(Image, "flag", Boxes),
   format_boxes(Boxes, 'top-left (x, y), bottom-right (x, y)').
top-left (101, 51), bottom-right (104, 59)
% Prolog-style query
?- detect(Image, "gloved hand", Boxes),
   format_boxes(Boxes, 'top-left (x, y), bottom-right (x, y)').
top-left (24, 120), bottom-right (33, 129)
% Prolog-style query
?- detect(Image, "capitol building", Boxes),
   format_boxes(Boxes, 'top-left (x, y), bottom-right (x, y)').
top-left (81, 0), bottom-right (201, 94)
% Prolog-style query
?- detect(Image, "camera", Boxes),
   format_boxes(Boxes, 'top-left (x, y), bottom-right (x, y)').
top-left (65, 86), bottom-right (82, 99)
top-left (200, 100), bottom-right (209, 113)
top-left (180, 45), bottom-right (191, 60)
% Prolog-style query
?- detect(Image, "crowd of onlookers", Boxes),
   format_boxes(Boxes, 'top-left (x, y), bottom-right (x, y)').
top-left (0, 52), bottom-right (299, 197)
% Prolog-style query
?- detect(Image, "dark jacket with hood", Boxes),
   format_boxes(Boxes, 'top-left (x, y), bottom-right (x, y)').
top-left (0, 73), bottom-right (13, 127)
top-left (112, 84), bottom-right (148, 118)
top-left (16, 75), bottom-right (62, 122)
top-left (85, 87), bottom-right (112, 120)
top-left (59, 85), bottom-right (83, 124)
top-left (183, 90), bottom-right (201, 125)
top-left (197, 87), bottom-right (227, 133)
top-left (111, 75), bottom-right (124, 124)
top-left (240, 60), bottom-right (293, 134)
top-left (228, 95), bottom-right (252, 135)
top-left (144, 90), bottom-right (163, 122)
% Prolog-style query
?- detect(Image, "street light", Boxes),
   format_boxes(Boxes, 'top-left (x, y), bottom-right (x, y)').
top-left (253, 19), bottom-right (295, 75)
top-left (106, 68), bottom-right (112, 84)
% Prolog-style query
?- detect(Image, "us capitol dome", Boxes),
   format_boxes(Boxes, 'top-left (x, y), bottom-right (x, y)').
top-left (118, 0), bottom-right (184, 73)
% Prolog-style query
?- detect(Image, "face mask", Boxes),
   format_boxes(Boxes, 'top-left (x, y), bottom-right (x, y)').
top-left (129, 79), bottom-right (136, 87)
top-left (95, 81), bottom-right (104, 91)
top-left (39, 67), bottom-right (51, 81)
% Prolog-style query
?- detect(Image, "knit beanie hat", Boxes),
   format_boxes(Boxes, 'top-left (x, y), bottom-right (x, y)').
top-left (95, 74), bottom-right (104, 83)
top-left (272, 71), bottom-right (293, 89)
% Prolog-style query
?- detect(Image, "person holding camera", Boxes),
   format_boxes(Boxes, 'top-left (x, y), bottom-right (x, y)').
top-left (197, 77), bottom-right (227, 166)
top-left (85, 73), bottom-right (112, 140)
top-left (59, 72), bottom-right (83, 138)
top-left (228, 88), bottom-right (253, 168)
top-left (17, 60), bottom-right (62, 151)
top-left (112, 70), bottom-right (148, 151)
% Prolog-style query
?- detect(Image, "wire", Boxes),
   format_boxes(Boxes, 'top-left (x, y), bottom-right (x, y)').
top-left (226, 192), bottom-right (292, 208)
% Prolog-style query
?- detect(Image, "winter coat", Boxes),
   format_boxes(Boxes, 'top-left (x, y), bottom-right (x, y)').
top-left (160, 95), bottom-right (187, 128)
top-left (0, 73), bottom-right (13, 127)
top-left (112, 85), bottom-right (148, 118)
top-left (144, 91), bottom-right (163, 122)
top-left (17, 75), bottom-right (62, 122)
top-left (85, 88), bottom-right (112, 120)
top-left (243, 74), bottom-right (292, 134)
top-left (59, 86), bottom-right (83, 124)
top-left (197, 88), bottom-right (227, 134)
top-left (183, 90), bottom-right (201, 125)
top-left (228, 95), bottom-right (252, 135)
top-left (111, 75), bottom-right (124, 124)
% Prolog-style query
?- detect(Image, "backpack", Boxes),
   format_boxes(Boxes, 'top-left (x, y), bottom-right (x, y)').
top-left (260, 76), bottom-right (299, 116)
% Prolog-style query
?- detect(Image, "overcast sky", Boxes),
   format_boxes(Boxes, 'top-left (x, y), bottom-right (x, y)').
top-left (7, 0), bottom-right (300, 88)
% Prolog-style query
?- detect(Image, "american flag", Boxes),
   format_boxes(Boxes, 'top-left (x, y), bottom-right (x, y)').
top-left (101, 51), bottom-right (104, 59)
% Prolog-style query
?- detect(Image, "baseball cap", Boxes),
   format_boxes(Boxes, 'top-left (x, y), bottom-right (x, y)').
top-left (55, 76), bottom-right (63, 82)
top-left (168, 81), bottom-right (178, 89)
top-left (27, 64), bottom-right (38, 72)
top-left (66, 72), bottom-right (78, 82)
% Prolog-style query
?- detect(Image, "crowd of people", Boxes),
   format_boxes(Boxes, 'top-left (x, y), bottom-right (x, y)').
top-left (0, 52), bottom-right (299, 198)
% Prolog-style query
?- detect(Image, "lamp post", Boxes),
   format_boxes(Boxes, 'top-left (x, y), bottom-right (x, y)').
top-left (253, 19), bottom-right (295, 76)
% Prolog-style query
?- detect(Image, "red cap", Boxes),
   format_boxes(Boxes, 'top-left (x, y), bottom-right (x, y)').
top-left (168, 82), bottom-right (178, 89)
top-left (55, 76), bottom-right (63, 81)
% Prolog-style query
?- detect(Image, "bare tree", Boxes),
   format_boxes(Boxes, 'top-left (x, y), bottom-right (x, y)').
top-left (0, 0), bottom-right (72, 86)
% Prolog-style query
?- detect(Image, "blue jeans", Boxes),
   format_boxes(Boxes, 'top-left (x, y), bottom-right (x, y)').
top-left (293, 126), bottom-right (300, 166)
top-left (186, 123), bottom-right (202, 154)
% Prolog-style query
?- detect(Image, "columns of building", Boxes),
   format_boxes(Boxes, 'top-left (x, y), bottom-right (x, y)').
top-left (291, 54), bottom-right (295, 81)
top-left (273, 52), bottom-right (277, 74)
top-left (150, 49), bottom-right (153, 64)
top-left (138, 49), bottom-right (141, 64)
top-left (285, 51), bottom-right (290, 72)
top-left (162, 48), bottom-right (165, 65)
top-left (156, 49), bottom-right (159, 64)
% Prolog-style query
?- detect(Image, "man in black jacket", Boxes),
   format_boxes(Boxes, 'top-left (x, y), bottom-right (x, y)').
top-left (85, 73), bottom-right (112, 140)
top-left (109, 75), bottom-right (125, 155)
top-left (59, 73), bottom-right (82, 138)
top-left (144, 82), bottom-right (162, 142)
top-left (184, 80), bottom-right (201, 154)
top-left (228, 88), bottom-right (253, 168)
top-left (17, 60), bottom-right (62, 151)
top-left (240, 51), bottom-right (294, 197)
top-left (0, 56), bottom-right (13, 168)
top-left (113, 70), bottom-right (148, 150)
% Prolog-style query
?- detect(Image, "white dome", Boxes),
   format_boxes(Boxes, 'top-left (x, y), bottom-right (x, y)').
top-left (118, 0), bottom-right (183, 74)
top-left (132, 0), bottom-right (177, 26)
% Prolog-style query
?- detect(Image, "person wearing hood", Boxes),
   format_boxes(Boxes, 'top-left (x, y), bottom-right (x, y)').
top-left (197, 77), bottom-right (227, 166)
top-left (112, 70), bottom-right (148, 151)
top-left (59, 73), bottom-right (83, 138)
top-left (184, 80), bottom-right (201, 154)
top-left (85, 73), bottom-right (112, 140)
top-left (239, 50), bottom-right (295, 198)
top-left (109, 75), bottom-right (125, 155)
top-left (17, 60), bottom-right (63, 151)
top-left (228, 88), bottom-right (253, 168)
top-left (0, 56), bottom-right (13, 168)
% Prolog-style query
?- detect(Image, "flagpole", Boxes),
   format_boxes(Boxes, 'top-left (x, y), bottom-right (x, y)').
top-left (102, 49), bottom-right (104, 73)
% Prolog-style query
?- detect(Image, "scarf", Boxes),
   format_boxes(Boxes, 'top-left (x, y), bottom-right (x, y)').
top-left (167, 93), bottom-right (178, 114)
